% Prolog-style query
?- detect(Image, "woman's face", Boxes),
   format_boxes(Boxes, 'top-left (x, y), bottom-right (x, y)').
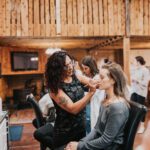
top-left (64, 56), bottom-right (73, 77)
top-left (81, 64), bottom-right (91, 77)
top-left (98, 68), bottom-right (114, 90)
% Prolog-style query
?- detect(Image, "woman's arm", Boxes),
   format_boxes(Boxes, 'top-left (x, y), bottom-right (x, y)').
top-left (76, 73), bottom-right (99, 88)
top-left (50, 89), bottom-right (95, 115)
top-left (66, 129), bottom-right (97, 150)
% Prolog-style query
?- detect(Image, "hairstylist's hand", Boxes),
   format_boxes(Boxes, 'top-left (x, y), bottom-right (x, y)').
top-left (89, 79), bottom-right (100, 90)
top-left (65, 142), bottom-right (78, 150)
top-left (88, 81), bottom-right (96, 94)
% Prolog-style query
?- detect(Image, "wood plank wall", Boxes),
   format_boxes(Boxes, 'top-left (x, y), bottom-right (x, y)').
top-left (130, 0), bottom-right (150, 35)
top-left (89, 49), bottom-right (122, 65)
top-left (0, 0), bottom-right (125, 37)
top-left (1, 0), bottom-right (150, 36)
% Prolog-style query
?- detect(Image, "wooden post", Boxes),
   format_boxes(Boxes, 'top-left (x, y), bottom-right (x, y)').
top-left (124, 0), bottom-right (130, 84)
top-left (123, 37), bottom-right (130, 84)
top-left (125, 0), bottom-right (130, 37)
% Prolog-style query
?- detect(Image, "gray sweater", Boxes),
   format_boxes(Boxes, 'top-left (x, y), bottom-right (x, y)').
top-left (77, 100), bottom-right (129, 150)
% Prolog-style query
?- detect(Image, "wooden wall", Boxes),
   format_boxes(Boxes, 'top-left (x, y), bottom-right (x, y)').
top-left (0, 47), bottom-right (48, 99)
top-left (6, 74), bottom-right (43, 98)
top-left (0, 48), bottom-right (8, 101)
top-left (89, 49), bottom-right (123, 66)
top-left (1, 48), bottom-right (47, 75)
top-left (68, 49), bottom-right (88, 61)
top-left (1, 0), bottom-right (150, 37)
top-left (130, 0), bottom-right (150, 35)
top-left (0, 0), bottom-right (125, 37)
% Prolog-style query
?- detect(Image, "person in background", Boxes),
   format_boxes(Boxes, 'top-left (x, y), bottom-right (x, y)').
top-left (131, 56), bottom-right (150, 134)
top-left (45, 51), bottom-right (97, 150)
top-left (81, 56), bottom-right (105, 132)
top-left (66, 63), bottom-right (129, 150)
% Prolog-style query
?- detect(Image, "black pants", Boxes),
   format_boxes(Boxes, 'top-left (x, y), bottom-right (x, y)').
top-left (131, 92), bottom-right (146, 122)
top-left (34, 123), bottom-right (54, 149)
top-left (53, 130), bottom-right (86, 149)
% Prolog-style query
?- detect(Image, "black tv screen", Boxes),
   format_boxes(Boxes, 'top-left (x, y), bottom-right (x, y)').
top-left (11, 52), bottom-right (39, 71)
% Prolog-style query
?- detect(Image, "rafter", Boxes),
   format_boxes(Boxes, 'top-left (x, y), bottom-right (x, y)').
top-left (88, 36), bottom-right (123, 51)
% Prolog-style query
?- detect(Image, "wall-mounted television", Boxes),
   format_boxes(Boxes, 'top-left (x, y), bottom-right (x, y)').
top-left (11, 52), bottom-right (39, 71)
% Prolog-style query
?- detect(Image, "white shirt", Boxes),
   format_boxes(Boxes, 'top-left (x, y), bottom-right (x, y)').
top-left (39, 93), bottom-right (54, 117)
top-left (90, 74), bottom-right (105, 129)
top-left (131, 66), bottom-right (150, 98)
top-left (125, 85), bottom-right (133, 100)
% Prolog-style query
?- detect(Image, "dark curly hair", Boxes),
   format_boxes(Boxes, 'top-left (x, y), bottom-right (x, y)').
top-left (45, 51), bottom-right (73, 94)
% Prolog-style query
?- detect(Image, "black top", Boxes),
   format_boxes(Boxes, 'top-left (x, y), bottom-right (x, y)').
top-left (52, 75), bottom-right (86, 148)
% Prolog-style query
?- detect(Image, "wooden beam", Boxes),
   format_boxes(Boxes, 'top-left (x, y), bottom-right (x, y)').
top-left (125, 0), bottom-right (130, 37)
top-left (123, 37), bottom-right (130, 84)
top-left (0, 37), bottom-right (109, 49)
top-left (88, 36), bottom-right (123, 51)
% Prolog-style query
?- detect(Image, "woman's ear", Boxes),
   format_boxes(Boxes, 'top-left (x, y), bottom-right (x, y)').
top-left (110, 78), bottom-right (115, 85)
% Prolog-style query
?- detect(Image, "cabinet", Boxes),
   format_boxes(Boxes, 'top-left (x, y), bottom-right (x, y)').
top-left (0, 112), bottom-right (8, 150)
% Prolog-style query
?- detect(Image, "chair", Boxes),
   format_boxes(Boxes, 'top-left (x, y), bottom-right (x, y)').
top-left (26, 94), bottom-right (45, 150)
top-left (26, 94), bottom-right (45, 128)
top-left (46, 107), bottom-right (56, 123)
top-left (26, 94), bottom-right (51, 150)
top-left (123, 101), bottom-right (147, 150)
top-left (13, 88), bottom-right (32, 109)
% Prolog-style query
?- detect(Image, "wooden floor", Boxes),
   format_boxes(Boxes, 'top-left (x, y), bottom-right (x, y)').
top-left (9, 109), bottom-right (40, 150)
top-left (9, 108), bottom-right (150, 150)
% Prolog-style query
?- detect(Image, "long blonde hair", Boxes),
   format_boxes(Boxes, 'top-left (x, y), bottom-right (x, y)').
top-left (102, 63), bottom-right (129, 104)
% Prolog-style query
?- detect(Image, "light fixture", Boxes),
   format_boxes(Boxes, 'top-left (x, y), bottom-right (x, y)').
top-left (30, 57), bottom-right (38, 61)
top-left (45, 47), bottom-right (62, 55)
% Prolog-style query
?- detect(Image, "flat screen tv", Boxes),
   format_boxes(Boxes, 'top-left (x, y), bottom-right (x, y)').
top-left (11, 52), bottom-right (39, 71)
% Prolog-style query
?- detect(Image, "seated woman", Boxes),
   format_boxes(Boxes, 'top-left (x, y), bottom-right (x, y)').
top-left (66, 63), bottom-right (130, 150)
top-left (45, 51), bottom-right (97, 150)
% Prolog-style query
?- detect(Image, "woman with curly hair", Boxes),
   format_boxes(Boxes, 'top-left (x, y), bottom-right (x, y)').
top-left (45, 51), bottom-right (97, 150)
